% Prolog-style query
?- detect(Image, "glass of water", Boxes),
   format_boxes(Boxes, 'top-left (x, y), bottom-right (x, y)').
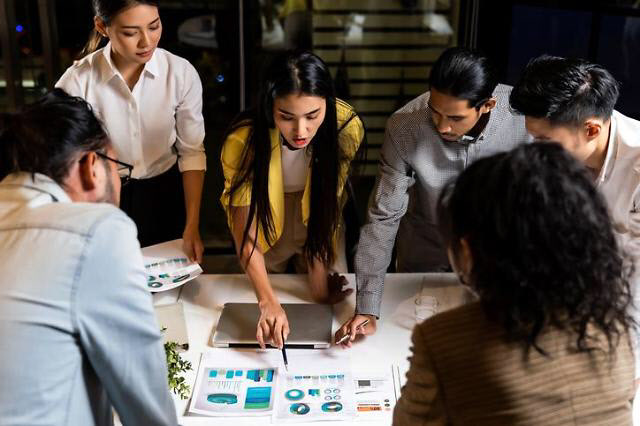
top-left (414, 280), bottom-right (439, 323)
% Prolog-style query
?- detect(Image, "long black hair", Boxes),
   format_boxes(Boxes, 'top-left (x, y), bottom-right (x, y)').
top-left (227, 50), bottom-right (341, 266)
top-left (0, 89), bottom-right (109, 183)
top-left (81, 0), bottom-right (159, 57)
top-left (438, 142), bottom-right (634, 355)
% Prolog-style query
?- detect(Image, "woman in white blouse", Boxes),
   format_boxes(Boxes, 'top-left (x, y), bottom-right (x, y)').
top-left (56, 0), bottom-right (206, 262)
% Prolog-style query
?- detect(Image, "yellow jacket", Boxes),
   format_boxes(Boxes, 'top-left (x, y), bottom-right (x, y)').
top-left (220, 98), bottom-right (364, 253)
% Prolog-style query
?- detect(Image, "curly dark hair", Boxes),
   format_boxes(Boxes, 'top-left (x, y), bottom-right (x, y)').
top-left (438, 142), bottom-right (634, 355)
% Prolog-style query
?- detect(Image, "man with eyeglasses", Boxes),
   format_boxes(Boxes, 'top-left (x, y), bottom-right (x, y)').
top-left (0, 90), bottom-right (177, 426)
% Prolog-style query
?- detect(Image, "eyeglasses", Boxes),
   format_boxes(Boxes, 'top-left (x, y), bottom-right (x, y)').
top-left (96, 151), bottom-right (134, 186)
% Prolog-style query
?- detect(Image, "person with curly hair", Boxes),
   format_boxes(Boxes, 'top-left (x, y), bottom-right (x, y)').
top-left (394, 143), bottom-right (635, 425)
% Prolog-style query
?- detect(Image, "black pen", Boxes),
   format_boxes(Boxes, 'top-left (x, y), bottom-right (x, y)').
top-left (281, 331), bottom-right (289, 371)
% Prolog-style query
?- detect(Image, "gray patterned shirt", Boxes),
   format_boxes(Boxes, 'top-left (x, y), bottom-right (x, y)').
top-left (355, 84), bottom-right (530, 317)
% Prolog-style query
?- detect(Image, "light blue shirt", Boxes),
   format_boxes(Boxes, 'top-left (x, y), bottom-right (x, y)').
top-left (0, 173), bottom-right (178, 426)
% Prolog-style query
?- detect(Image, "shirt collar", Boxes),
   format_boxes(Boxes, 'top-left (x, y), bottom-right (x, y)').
top-left (595, 115), bottom-right (617, 185)
top-left (0, 172), bottom-right (72, 203)
top-left (100, 42), bottom-right (159, 83)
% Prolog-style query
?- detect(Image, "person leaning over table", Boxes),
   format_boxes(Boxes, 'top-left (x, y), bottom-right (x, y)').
top-left (56, 0), bottom-right (206, 262)
top-left (394, 143), bottom-right (635, 426)
top-left (0, 89), bottom-right (177, 426)
top-left (510, 55), bottom-right (640, 389)
top-left (336, 47), bottom-right (530, 346)
top-left (220, 50), bottom-right (364, 350)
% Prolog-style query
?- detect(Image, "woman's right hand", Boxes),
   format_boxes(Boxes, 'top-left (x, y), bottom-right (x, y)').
top-left (257, 300), bottom-right (290, 349)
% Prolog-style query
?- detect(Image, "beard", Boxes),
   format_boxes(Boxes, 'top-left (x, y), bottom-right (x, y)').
top-left (98, 160), bottom-right (119, 207)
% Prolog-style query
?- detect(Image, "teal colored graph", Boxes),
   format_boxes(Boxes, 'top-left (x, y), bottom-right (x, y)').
top-left (247, 369), bottom-right (274, 382)
top-left (244, 387), bottom-right (272, 409)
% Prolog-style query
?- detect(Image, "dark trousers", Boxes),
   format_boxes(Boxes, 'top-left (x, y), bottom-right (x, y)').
top-left (120, 163), bottom-right (186, 248)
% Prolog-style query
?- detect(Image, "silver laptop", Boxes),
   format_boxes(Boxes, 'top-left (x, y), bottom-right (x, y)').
top-left (211, 303), bottom-right (333, 349)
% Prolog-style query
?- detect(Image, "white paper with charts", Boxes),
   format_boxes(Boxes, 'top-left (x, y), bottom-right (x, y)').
top-left (189, 349), bottom-right (281, 417)
top-left (273, 351), bottom-right (356, 423)
top-left (353, 365), bottom-right (401, 422)
top-left (189, 349), bottom-right (358, 422)
top-left (141, 239), bottom-right (202, 292)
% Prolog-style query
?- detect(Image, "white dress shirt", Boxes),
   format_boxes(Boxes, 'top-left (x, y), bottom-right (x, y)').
top-left (56, 43), bottom-right (206, 179)
top-left (596, 110), bottom-right (640, 377)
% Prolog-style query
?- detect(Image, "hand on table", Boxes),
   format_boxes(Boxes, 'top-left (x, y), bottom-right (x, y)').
top-left (182, 225), bottom-right (204, 264)
top-left (335, 314), bottom-right (377, 348)
top-left (257, 300), bottom-right (290, 349)
top-left (326, 273), bottom-right (354, 304)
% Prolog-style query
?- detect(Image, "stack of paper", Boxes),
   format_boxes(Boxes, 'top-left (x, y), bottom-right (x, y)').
top-left (141, 239), bottom-right (202, 293)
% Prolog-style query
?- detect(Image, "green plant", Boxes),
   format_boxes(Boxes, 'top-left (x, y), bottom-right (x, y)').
top-left (164, 339), bottom-right (192, 400)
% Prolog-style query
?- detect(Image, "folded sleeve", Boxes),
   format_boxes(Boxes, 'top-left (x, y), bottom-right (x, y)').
top-left (220, 127), bottom-right (253, 211)
top-left (175, 62), bottom-right (206, 172)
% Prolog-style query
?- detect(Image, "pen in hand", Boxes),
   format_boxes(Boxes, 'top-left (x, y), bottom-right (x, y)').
top-left (281, 330), bottom-right (288, 371)
top-left (336, 318), bottom-right (370, 345)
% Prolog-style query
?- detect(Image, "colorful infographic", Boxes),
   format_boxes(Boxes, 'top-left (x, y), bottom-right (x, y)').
top-left (142, 239), bottom-right (202, 292)
top-left (189, 350), bottom-right (396, 422)
top-left (190, 367), bottom-right (277, 416)
top-left (274, 368), bottom-right (356, 423)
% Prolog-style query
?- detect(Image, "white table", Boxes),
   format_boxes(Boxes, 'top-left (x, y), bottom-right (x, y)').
top-left (152, 273), bottom-right (472, 425)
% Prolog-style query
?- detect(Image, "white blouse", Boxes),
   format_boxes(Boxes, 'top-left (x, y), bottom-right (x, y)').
top-left (281, 143), bottom-right (311, 193)
top-left (56, 42), bottom-right (206, 179)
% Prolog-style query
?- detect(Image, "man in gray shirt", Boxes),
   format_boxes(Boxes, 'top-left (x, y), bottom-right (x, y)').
top-left (0, 90), bottom-right (177, 425)
top-left (336, 48), bottom-right (530, 344)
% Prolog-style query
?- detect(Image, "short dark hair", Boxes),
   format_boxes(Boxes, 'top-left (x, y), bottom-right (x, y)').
top-left (509, 55), bottom-right (620, 127)
top-left (438, 143), bottom-right (634, 355)
top-left (0, 88), bottom-right (109, 183)
top-left (429, 47), bottom-right (498, 109)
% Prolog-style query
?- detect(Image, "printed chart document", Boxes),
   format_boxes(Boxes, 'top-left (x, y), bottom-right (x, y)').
top-left (190, 349), bottom-right (281, 417)
top-left (189, 349), bottom-right (361, 423)
top-left (353, 365), bottom-right (401, 422)
top-left (274, 351), bottom-right (356, 423)
top-left (141, 239), bottom-right (202, 292)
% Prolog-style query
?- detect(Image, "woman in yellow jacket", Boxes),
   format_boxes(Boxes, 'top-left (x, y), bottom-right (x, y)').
top-left (220, 51), bottom-right (364, 349)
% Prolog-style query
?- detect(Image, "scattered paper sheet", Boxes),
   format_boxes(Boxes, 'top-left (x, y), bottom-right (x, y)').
top-left (189, 349), bottom-right (281, 417)
top-left (353, 365), bottom-right (401, 422)
top-left (141, 239), bottom-right (202, 292)
top-left (273, 351), bottom-right (356, 423)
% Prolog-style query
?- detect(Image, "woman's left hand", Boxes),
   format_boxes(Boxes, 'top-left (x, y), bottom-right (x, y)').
top-left (182, 225), bottom-right (204, 263)
top-left (325, 273), bottom-right (354, 304)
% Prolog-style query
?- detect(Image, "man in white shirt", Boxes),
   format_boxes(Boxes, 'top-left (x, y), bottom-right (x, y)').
top-left (510, 55), bottom-right (640, 383)
top-left (0, 89), bottom-right (177, 426)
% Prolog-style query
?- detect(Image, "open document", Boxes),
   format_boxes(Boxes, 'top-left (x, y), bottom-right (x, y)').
top-left (189, 349), bottom-right (363, 423)
top-left (141, 239), bottom-right (202, 292)
top-left (274, 351), bottom-right (356, 423)
top-left (190, 350), bottom-right (280, 417)
top-left (353, 365), bottom-right (401, 422)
